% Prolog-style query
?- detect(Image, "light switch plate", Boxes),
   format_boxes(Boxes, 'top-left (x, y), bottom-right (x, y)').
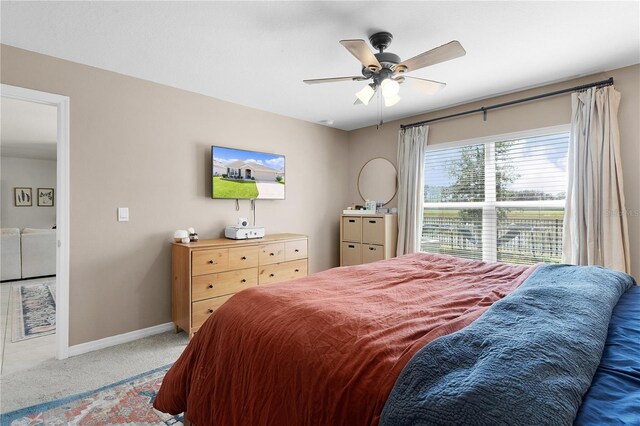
top-left (117, 207), bottom-right (129, 222)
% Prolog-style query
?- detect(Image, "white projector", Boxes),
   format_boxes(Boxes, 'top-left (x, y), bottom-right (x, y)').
top-left (225, 225), bottom-right (265, 240)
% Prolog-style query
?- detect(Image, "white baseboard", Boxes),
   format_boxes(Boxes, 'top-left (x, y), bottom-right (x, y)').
top-left (67, 322), bottom-right (175, 357)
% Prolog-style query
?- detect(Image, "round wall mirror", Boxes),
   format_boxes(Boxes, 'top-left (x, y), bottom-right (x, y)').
top-left (357, 157), bottom-right (398, 206)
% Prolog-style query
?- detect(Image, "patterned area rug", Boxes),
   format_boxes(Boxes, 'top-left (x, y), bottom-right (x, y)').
top-left (12, 281), bottom-right (56, 342)
top-left (0, 364), bottom-right (182, 425)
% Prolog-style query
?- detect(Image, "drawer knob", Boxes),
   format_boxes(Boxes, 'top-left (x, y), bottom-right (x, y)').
top-left (207, 308), bottom-right (213, 314)
top-left (294, 249), bottom-right (299, 253)
top-left (295, 269), bottom-right (299, 272)
top-left (241, 256), bottom-right (247, 260)
top-left (270, 252), bottom-right (275, 256)
top-left (348, 245), bottom-right (355, 248)
top-left (369, 247), bottom-right (375, 251)
top-left (369, 220), bottom-right (376, 223)
top-left (348, 219), bottom-right (355, 223)
top-left (208, 260), bottom-right (215, 264)
top-left (241, 279), bottom-right (247, 283)
top-left (269, 273), bottom-right (275, 277)
top-left (208, 284), bottom-right (214, 289)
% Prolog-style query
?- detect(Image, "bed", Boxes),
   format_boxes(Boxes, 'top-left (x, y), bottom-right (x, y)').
top-left (153, 252), bottom-right (638, 425)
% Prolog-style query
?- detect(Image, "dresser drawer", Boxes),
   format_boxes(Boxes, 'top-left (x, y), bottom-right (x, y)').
top-left (362, 217), bottom-right (385, 245)
top-left (192, 248), bottom-right (229, 276)
top-left (341, 242), bottom-right (361, 266)
top-left (285, 239), bottom-right (307, 261)
top-left (191, 294), bottom-right (233, 328)
top-left (259, 259), bottom-right (307, 285)
top-left (228, 246), bottom-right (259, 269)
top-left (362, 244), bottom-right (385, 264)
top-left (342, 217), bottom-right (362, 242)
top-left (192, 268), bottom-right (258, 301)
top-left (259, 243), bottom-right (285, 265)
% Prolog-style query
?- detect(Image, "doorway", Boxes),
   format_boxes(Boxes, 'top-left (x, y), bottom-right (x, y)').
top-left (0, 84), bottom-right (70, 364)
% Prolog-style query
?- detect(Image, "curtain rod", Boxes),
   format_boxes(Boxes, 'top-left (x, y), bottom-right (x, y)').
top-left (400, 77), bottom-right (614, 130)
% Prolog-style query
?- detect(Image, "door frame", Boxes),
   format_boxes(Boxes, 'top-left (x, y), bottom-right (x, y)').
top-left (1, 84), bottom-right (70, 359)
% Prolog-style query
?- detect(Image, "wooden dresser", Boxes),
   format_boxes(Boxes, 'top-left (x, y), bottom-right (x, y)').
top-left (340, 214), bottom-right (397, 266)
top-left (172, 233), bottom-right (308, 338)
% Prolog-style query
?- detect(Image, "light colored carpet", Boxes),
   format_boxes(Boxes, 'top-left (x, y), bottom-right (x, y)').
top-left (0, 330), bottom-right (188, 413)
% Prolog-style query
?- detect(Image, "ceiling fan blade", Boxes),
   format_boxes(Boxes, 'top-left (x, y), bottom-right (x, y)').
top-left (397, 40), bottom-right (466, 73)
top-left (339, 39), bottom-right (382, 71)
top-left (403, 76), bottom-right (446, 95)
top-left (303, 76), bottom-right (366, 85)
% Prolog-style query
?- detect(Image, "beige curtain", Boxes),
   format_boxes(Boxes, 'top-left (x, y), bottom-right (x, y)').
top-left (562, 86), bottom-right (630, 273)
top-left (396, 125), bottom-right (428, 255)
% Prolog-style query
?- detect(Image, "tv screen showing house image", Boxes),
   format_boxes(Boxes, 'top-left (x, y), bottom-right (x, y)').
top-left (212, 146), bottom-right (285, 200)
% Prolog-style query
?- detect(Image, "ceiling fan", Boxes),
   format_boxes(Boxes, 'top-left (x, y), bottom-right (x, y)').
top-left (303, 32), bottom-right (466, 107)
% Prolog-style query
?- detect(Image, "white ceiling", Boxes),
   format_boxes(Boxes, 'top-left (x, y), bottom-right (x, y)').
top-left (1, 1), bottom-right (639, 131)
top-left (1, 97), bottom-right (57, 160)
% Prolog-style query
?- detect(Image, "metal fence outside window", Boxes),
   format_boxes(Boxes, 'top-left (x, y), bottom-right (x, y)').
top-left (421, 216), bottom-right (563, 264)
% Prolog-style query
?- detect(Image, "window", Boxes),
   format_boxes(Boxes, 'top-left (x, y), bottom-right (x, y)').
top-left (422, 127), bottom-right (569, 265)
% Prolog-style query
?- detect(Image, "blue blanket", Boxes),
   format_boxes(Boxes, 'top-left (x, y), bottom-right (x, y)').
top-left (380, 264), bottom-right (635, 426)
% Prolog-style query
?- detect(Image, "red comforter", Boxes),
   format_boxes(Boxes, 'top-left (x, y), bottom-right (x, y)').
top-left (154, 253), bottom-right (535, 425)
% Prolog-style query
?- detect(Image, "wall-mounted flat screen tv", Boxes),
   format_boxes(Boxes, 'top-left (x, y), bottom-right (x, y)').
top-left (212, 146), bottom-right (285, 200)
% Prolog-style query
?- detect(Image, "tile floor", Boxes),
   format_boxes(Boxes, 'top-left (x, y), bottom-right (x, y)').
top-left (0, 277), bottom-right (57, 376)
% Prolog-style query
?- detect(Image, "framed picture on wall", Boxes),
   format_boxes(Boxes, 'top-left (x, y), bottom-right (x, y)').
top-left (37, 188), bottom-right (55, 207)
top-left (14, 187), bottom-right (32, 206)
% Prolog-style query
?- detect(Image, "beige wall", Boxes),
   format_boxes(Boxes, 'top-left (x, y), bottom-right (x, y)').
top-left (1, 45), bottom-right (350, 345)
top-left (348, 64), bottom-right (640, 280)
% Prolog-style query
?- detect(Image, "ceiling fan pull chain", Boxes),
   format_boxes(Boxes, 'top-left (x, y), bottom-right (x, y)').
top-left (377, 90), bottom-right (384, 129)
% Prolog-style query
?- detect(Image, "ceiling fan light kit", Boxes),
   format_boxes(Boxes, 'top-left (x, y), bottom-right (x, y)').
top-left (304, 31), bottom-right (466, 112)
top-left (356, 84), bottom-right (376, 105)
top-left (384, 95), bottom-right (401, 107)
top-left (380, 78), bottom-right (400, 98)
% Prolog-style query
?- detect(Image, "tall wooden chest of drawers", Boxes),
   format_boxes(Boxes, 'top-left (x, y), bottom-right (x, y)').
top-left (340, 214), bottom-right (397, 266)
top-left (171, 233), bottom-right (308, 338)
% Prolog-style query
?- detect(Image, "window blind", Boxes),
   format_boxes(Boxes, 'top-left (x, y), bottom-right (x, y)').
top-left (422, 131), bottom-right (569, 265)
